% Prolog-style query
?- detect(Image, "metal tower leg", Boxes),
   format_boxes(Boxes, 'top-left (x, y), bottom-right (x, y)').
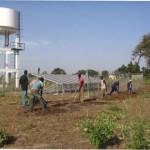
top-left (15, 32), bottom-right (20, 88)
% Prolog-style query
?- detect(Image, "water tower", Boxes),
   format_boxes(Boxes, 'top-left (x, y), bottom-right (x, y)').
top-left (0, 7), bottom-right (24, 88)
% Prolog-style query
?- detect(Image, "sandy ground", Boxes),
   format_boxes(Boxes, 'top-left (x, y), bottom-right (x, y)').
top-left (0, 86), bottom-right (149, 149)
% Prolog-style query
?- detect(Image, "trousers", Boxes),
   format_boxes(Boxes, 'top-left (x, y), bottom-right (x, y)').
top-left (78, 87), bottom-right (84, 102)
top-left (21, 90), bottom-right (27, 107)
top-left (30, 91), bottom-right (46, 112)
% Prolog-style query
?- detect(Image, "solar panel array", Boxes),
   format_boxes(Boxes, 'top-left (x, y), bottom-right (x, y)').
top-left (31, 73), bottom-right (100, 85)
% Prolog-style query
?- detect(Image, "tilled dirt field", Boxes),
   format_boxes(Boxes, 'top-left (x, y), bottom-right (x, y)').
top-left (0, 86), bottom-right (149, 149)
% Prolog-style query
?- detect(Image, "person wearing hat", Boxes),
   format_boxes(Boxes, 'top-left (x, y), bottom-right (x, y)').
top-left (127, 79), bottom-right (133, 94)
top-left (30, 77), bottom-right (46, 112)
top-left (19, 70), bottom-right (29, 112)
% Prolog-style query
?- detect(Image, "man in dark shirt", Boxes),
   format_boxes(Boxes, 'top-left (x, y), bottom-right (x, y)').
top-left (19, 70), bottom-right (29, 112)
top-left (109, 80), bottom-right (119, 95)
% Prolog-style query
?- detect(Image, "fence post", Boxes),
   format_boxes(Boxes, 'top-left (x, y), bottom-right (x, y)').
top-left (86, 70), bottom-right (90, 98)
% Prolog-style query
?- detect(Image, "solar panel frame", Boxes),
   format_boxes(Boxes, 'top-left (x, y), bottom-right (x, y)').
top-left (31, 73), bottom-right (100, 85)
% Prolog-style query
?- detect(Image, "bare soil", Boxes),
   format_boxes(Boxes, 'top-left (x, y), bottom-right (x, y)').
top-left (0, 86), bottom-right (149, 149)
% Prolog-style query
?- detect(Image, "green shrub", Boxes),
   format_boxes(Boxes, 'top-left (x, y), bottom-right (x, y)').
top-left (0, 130), bottom-right (8, 147)
top-left (123, 118), bottom-right (150, 149)
top-left (80, 112), bottom-right (115, 148)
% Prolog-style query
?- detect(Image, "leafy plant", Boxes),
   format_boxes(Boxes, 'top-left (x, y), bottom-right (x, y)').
top-left (80, 112), bottom-right (115, 148)
top-left (123, 118), bottom-right (150, 149)
top-left (0, 130), bottom-right (8, 147)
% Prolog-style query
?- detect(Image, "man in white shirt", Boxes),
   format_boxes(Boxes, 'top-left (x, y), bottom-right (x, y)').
top-left (100, 76), bottom-right (107, 99)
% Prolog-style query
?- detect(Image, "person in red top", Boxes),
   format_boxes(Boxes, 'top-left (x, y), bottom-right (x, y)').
top-left (78, 73), bottom-right (85, 103)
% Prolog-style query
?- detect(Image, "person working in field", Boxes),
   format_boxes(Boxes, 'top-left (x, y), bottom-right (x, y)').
top-left (100, 76), bottom-right (107, 99)
top-left (19, 70), bottom-right (29, 112)
top-left (37, 77), bottom-right (47, 107)
top-left (109, 80), bottom-right (119, 95)
top-left (77, 73), bottom-right (85, 103)
top-left (127, 80), bottom-right (133, 94)
top-left (30, 77), bottom-right (47, 112)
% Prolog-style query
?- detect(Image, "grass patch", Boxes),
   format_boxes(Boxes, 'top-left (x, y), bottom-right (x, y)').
top-left (123, 118), bottom-right (150, 149)
top-left (108, 104), bottom-right (122, 112)
top-left (141, 92), bottom-right (150, 99)
top-left (80, 95), bottom-right (150, 149)
top-left (0, 92), bottom-right (5, 97)
top-left (144, 78), bottom-right (150, 84)
top-left (17, 123), bottom-right (36, 131)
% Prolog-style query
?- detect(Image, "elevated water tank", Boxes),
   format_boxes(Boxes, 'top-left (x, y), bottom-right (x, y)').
top-left (0, 7), bottom-right (20, 35)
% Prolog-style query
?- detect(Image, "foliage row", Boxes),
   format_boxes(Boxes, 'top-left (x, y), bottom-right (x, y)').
top-left (80, 110), bottom-right (150, 149)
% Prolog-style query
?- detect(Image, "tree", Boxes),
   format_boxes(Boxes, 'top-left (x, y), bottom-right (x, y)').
top-left (115, 62), bottom-right (141, 74)
top-left (101, 70), bottom-right (109, 78)
top-left (132, 33), bottom-right (150, 68)
top-left (127, 61), bottom-right (134, 73)
top-left (132, 62), bottom-right (140, 73)
top-left (76, 69), bottom-right (99, 77)
top-left (117, 64), bottom-right (128, 74)
top-left (77, 70), bottom-right (87, 75)
top-left (51, 68), bottom-right (66, 75)
top-left (87, 69), bottom-right (99, 77)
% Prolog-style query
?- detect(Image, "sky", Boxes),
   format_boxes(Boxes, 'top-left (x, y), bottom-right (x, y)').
top-left (0, 1), bottom-right (150, 74)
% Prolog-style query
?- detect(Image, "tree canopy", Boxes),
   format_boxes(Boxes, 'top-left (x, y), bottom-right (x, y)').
top-left (87, 69), bottom-right (99, 77)
top-left (51, 68), bottom-right (66, 75)
top-left (77, 70), bottom-right (87, 75)
top-left (133, 33), bottom-right (150, 68)
top-left (76, 69), bottom-right (99, 77)
top-left (115, 62), bottom-right (140, 74)
top-left (101, 70), bottom-right (109, 78)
